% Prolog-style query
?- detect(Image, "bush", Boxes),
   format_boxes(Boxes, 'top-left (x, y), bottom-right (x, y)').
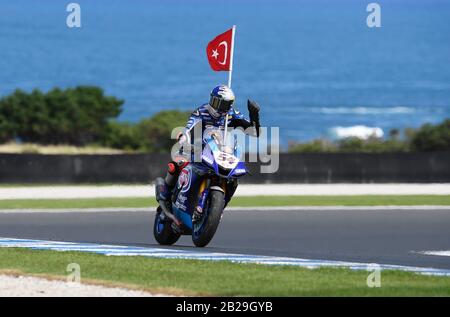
top-left (0, 86), bottom-right (123, 145)
top-left (101, 110), bottom-right (190, 152)
top-left (337, 137), bottom-right (408, 153)
top-left (288, 139), bottom-right (336, 153)
top-left (287, 126), bottom-right (428, 153)
top-left (411, 119), bottom-right (450, 151)
top-left (336, 137), bottom-right (365, 152)
top-left (102, 121), bottom-right (141, 151)
top-left (135, 110), bottom-right (190, 152)
top-left (0, 86), bottom-right (192, 152)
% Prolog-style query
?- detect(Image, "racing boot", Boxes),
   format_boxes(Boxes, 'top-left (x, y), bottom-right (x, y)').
top-left (155, 177), bottom-right (172, 203)
top-left (155, 177), bottom-right (182, 233)
top-left (164, 161), bottom-right (180, 198)
top-left (155, 161), bottom-right (181, 202)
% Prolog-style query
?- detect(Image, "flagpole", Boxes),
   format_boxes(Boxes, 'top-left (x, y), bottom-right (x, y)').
top-left (224, 25), bottom-right (236, 149)
top-left (227, 25), bottom-right (236, 88)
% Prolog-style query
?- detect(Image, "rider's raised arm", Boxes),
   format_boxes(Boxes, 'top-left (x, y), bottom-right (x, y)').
top-left (228, 100), bottom-right (261, 137)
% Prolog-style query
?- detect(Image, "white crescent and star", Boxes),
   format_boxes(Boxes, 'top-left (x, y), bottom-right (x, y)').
top-left (211, 41), bottom-right (228, 65)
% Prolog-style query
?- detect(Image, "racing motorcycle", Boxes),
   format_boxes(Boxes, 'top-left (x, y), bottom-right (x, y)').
top-left (153, 125), bottom-right (249, 247)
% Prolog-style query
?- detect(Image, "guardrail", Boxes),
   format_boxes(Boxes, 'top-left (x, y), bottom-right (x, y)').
top-left (0, 152), bottom-right (449, 184)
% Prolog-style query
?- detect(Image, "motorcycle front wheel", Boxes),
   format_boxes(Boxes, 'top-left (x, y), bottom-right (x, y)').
top-left (192, 189), bottom-right (225, 247)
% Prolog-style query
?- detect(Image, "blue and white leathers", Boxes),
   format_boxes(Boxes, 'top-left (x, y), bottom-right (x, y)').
top-left (184, 103), bottom-right (257, 143)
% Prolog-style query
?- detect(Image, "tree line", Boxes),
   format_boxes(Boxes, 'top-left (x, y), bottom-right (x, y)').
top-left (0, 86), bottom-right (448, 153)
top-left (288, 119), bottom-right (450, 153)
top-left (0, 86), bottom-right (189, 152)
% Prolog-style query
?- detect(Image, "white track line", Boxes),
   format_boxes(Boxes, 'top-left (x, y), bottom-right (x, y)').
top-left (0, 237), bottom-right (449, 276)
top-left (0, 206), bottom-right (450, 214)
top-left (228, 206), bottom-right (450, 211)
top-left (419, 251), bottom-right (450, 257)
top-left (0, 183), bottom-right (450, 200)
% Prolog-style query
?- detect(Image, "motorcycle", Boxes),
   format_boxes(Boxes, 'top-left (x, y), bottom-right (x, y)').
top-left (153, 126), bottom-right (248, 247)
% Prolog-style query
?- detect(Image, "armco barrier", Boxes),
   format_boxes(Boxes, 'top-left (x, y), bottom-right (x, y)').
top-left (0, 152), bottom-right (449, 184)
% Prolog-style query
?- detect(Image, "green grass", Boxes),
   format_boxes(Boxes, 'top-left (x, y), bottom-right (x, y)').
top-left (0, 248), bottom-right (449, 296)
top-left (230, 195), bottom-right (450, 207)
top-left (0, 195), bottom-right (449, 209)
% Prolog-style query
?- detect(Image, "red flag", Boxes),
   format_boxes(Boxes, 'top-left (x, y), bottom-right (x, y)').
top-left (206, 28), bottom-right (233, 71)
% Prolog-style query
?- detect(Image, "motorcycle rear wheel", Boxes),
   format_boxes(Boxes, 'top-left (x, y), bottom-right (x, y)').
top-left (153, 206), bottom-right (181, 245)
top-left (192, 190), bottom-right (225, 247)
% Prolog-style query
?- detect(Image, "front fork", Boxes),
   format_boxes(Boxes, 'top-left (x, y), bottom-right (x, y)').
top-left (194, 178), bottom-right (211, 220)
top-left (195, 177), bottom-right (235, 217)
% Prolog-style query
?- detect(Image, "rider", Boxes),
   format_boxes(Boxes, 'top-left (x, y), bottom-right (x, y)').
top-left (157, 84), bottom-right (261, 216)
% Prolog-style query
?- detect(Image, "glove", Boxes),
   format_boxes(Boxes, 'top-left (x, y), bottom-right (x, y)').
top-left (247, 99), bottom-right (261, 137)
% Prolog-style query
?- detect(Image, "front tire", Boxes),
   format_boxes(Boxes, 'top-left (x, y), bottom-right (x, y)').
top-left (192, 190), bottom-right (225, 247)
top-left (153, 206), bottom-right (180, 245)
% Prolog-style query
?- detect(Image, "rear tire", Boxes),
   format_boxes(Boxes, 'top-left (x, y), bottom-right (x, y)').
top-left (153, 207), bottom-right (180, 245)
top-left (192, 190), bottom-right (225, 247)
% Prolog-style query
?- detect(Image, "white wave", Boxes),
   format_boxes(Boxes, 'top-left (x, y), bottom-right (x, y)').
top-left (330, 126), bottom-right (384, 140)
top-left (317, 107), bottom-right (414, 115)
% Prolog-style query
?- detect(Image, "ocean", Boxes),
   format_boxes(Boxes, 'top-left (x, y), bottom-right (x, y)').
top-left (0, 0), bottom-right (449, 147)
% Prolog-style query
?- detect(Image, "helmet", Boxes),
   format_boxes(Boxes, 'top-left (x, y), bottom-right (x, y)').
top-left (209, 85), bottom-right (235, 115)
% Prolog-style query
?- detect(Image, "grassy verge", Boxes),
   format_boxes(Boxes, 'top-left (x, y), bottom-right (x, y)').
top-left (0, 195), bottom-right (449, 209)
top-left (0, 143), bottom-right (127, 155)
top-left (0, 248), bottom-right (449, 296)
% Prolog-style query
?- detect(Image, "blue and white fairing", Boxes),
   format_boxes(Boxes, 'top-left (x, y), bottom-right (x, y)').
top-left (200, 128), bottom-right (248, 178)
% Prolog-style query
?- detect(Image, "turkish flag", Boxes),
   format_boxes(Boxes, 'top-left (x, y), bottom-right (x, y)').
top-left (206, 28), bottom-right (233, 71)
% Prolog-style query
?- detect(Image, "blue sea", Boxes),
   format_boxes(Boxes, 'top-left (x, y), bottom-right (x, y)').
top-left (0, 0), bottom-right (449, 147)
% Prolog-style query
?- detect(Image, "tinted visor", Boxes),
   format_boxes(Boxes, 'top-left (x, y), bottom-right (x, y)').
top-left (210, 96), bottom-right (233, 113)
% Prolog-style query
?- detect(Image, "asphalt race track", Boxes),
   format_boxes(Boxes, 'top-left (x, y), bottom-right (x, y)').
top-left (0, 208), bottom-right (449, 270)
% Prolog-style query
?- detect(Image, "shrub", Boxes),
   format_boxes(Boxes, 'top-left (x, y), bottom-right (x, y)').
top-left (411, 119), bottom-right (450, 151)
top-left (135, 110), bottom-right (190, 152)
top-left (288, 128), bottom-right (419, 153)
top-left (102, 121), bottom-right (141, 151)
top-left (288, 139), bottom-right (336, 153)
top-left (0, 86), bottom-right (191, 152)
top-left (0, 86), bottom-right (123, 145)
